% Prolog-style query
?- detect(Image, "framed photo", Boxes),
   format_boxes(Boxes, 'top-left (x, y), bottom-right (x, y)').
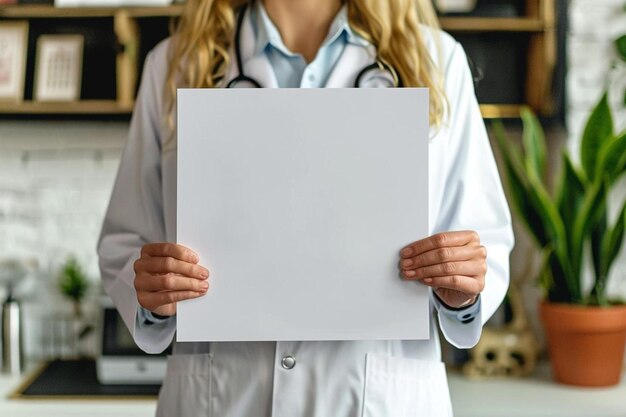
top-left (34, 34), bottom-right (84, 102)
top-left (434, 0), bottom-right (477, 13)
top-left (0, 21), bottom-right (29, 102)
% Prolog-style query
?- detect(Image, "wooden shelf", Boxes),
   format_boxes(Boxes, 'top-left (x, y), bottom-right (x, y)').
top-left (439, 17), bottom-right (547, 32)
top-left (0, 1), bottom-right (555, 118)
top-left (0, 100), bottom-right (134, 114)
top-left (0, 4), bottom-right (183, 18)
top-left (1, 5), bottom-right (547, 33)
top-left (480, 104), bottom-right (522, 119)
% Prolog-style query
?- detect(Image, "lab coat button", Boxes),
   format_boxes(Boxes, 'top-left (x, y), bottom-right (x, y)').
top-left (281, 356), bottom-right (296, 369)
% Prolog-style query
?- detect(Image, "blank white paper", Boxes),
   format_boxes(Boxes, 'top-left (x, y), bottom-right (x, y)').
top-left (177, 88), bottom-right (429, 342)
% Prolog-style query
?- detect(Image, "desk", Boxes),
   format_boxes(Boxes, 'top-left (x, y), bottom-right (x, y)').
top-left (1, 363), bottom-right (624, 417)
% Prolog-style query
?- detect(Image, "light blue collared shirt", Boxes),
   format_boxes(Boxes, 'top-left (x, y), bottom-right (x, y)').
top-left (250, 2), bottom-right (367, 88)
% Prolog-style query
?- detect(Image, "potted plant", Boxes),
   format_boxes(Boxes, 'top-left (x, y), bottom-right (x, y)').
top-left (492, 94), bottom-right (626, 387)
top-left (58, 257), bottom-right (89, 319)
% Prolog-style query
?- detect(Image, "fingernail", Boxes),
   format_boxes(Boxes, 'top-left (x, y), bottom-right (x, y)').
top-left (191, 253), bottom-right (200, 263)
top-left (401, 247), bottom-right (413, 257)
top-left (405, 270), bottom-right (416, 277)
top-left (423, 278), bottom-right (433, 283)
top-left (200, 282), bottom-right (209, 290)
top-left (402, 259), bottom-right (413, 267)
top-left (201, 270), bottom-right (209, 279)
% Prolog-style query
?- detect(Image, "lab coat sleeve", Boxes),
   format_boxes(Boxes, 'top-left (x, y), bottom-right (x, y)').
top-left (97, 50), bottom-right (176, 354)
top-left (432, 41), bottom-right (514, 349)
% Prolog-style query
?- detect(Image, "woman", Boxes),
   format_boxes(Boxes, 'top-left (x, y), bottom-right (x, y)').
top-left (98, 0), bottom-right (514, 415)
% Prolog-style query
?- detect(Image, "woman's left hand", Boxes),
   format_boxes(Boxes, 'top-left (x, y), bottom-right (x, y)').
top-left (399, 231), bottom-right (487, 309)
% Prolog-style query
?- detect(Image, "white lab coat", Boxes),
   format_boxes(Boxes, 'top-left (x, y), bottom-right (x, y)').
top-left (98, 11), bottom-right (514, 417)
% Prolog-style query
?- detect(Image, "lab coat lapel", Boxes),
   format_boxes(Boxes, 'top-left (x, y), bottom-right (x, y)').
top-left (244, 55), bottom-right (279, 88)
top-left (324, 43), bottom-right (377, 88)
top-left (222, 7), bottom-right (279, 88)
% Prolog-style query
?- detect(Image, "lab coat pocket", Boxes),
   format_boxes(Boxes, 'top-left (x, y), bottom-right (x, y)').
top-left (156, 353), bottom-right (213, 417)
top-left (362, 353), bottom-right (453, 417)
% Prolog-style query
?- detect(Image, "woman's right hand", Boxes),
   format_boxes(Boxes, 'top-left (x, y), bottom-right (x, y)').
top-left (134, 243), bottom-right (209, 317)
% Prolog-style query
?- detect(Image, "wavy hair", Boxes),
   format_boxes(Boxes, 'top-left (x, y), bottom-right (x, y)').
top-left (165, 0), bottom-right (447, 129)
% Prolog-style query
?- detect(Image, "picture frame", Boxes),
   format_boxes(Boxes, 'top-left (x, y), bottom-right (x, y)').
top-left (434, 0), bottom-right (478, 13)
top-left (0, 21), bottom-right (29, 102)
top-left (34, 34), bottom-right (84, 102)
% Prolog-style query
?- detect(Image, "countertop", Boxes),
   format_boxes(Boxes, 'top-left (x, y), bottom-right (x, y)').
top-left (0, 365), bottom-right (157, 417)
top-left (447, 364), bottom-right (626, 417)
top-left (1, 362), bottom-right (624, 417)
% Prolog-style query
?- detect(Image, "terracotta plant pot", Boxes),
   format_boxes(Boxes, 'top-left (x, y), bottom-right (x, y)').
top-left (540, 302), bottom-right (626, 387)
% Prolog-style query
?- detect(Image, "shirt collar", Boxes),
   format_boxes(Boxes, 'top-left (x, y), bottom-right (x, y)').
top-left (251, 2), bottom-right (368, 58)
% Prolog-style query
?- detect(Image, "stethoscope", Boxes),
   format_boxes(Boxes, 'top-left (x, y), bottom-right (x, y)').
top-left (226, 3), bottom-right (404, 89)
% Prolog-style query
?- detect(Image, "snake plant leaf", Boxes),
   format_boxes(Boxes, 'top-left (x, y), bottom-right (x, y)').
top-left (556, 153), bottom-right (586, 233)
top-left (595, 131), bottom-right (626, 183)
top-left (493, 118), bottom-right (576, 299)
top-left (616, 34), bottom-right (626, 61)
top-left (493, 116), bottom-right (576, 299)
top-left (612, 132), bottom-right (626, 177)
top-left (547, 251), bottom-right (576, 302)
top-left (590, 213), bottom-right (607, 292)
top-left (537, 241), bottom-right (575, 302)
top-left (526, 168), bottom-right (577, 299)
top-left (571, 178), bottom-right (607, 284)
top-left (537, 245), bottom-right (554, 286)
top-left (600, 200), bottom-right (626, 280)
top-left (581, 93), bottom-right (613, 182)
top-left (521, 106), bottom-right (547, 182)
top-left (492, 121), bottom-right (548, 245)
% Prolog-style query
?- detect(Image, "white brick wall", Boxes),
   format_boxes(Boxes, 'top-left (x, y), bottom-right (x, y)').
top-left (567, 0), bottom-right (626, 143)
top-left (0, 120), bottom-right (127, 359)
top-left (567, 0), bottom-right (626, 299)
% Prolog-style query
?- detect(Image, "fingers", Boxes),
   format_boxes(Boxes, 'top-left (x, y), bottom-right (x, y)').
top-left (136, 243), bottom-right (209, 315)
top-left (141, 243), bottom-right (199, 264)
top-left (135, 273), bottom-right (209, 292)
top-left (401, 259), bottom-right (487, 280)
top-left (400, 245), bottom-right (486, 270)
top-left (138, 290), bottom-right (206, 312)
top-left (134, 256), bottom-right (209, 279)
top-left (399, 231), bottom-right (487, 306)
top-left (400, 231), bottom-right (480, 258)
top-left (421, 275), bottom-right (485, 296)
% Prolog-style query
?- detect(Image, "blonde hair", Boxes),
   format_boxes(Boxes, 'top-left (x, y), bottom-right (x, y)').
top-left (166, 0), bottom-right (447, 127)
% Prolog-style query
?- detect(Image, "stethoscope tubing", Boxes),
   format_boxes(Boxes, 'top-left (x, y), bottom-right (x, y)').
top-left (226, 3), bottom-right (403, 89)
top-left (226, 5), bottom-right (263, 88)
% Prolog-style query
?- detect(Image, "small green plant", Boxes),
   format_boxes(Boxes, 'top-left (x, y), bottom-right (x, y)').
top-left (493, 94), bottom-right (626, 305)
top-left (59, 257), bottom-right (90, 318)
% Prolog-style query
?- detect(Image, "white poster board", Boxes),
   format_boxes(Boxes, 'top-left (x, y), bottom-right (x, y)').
top-left (177, 88), bottom-right (430, 342)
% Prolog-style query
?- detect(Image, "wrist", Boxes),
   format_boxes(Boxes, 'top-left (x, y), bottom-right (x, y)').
top-left (433, 291), bottom-right (479, 311)
top-left (151, 311), bottom-right (171, 320)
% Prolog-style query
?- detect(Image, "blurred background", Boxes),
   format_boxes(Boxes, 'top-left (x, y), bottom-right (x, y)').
top-left (0, 0), bottom-right (625, 416)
